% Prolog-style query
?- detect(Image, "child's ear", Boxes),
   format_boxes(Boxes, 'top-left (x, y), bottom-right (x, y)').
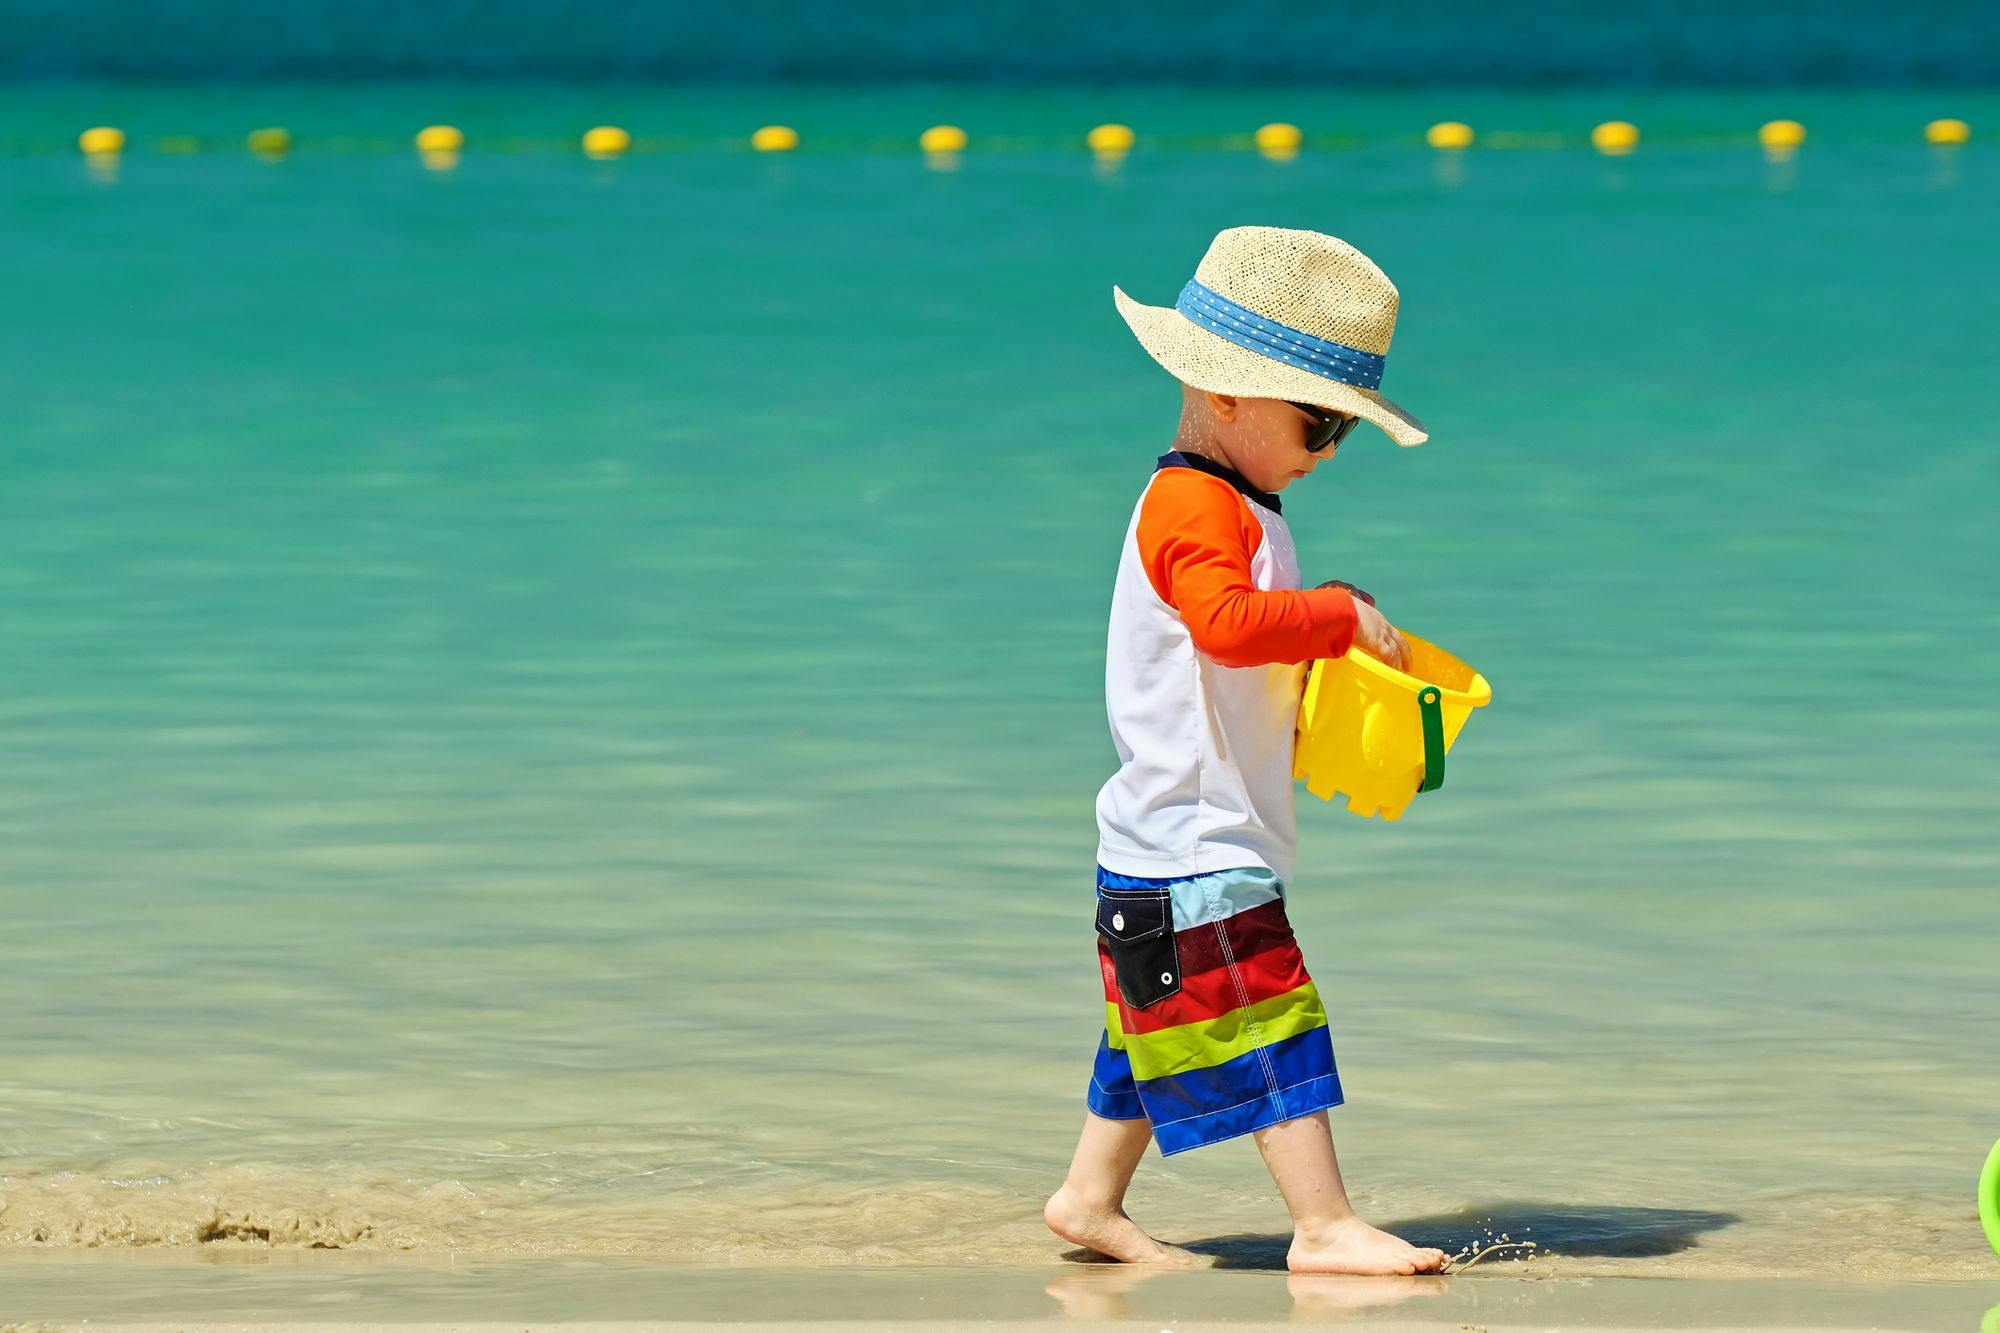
top-left (1205, 392), bottom-right (1239, 423)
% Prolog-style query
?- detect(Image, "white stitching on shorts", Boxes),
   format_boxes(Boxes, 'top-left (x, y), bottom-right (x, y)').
top-left (1214, 913), bottom-right (1287, 1117)
top-left (1089, 1073), bottom-right (1148, 1116)
top-left (1148, 1073), bottom-right (1340, 1130)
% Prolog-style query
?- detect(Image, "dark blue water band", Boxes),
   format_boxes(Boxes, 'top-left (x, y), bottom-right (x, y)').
top-left (1174, 279), bottom-right (1386, 391)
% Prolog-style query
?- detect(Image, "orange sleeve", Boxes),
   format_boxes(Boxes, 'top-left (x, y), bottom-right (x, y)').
top-left (1136, 468), bottom-right (1358, 668)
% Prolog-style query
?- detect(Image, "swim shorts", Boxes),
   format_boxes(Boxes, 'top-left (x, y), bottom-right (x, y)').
top-left (1086, 864), bottom-right (1343, 1154)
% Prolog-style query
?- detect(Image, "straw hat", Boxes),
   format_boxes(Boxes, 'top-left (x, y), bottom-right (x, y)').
top-left (1114, 226), bottom-right (1428, 446)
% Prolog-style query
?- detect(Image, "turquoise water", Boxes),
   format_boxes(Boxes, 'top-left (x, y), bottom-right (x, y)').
top-left (1, 85), bottom-right (1997, 1277)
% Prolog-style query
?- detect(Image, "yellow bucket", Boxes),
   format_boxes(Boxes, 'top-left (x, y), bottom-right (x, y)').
top-left (1294, 630), bottom-right (1492, 821)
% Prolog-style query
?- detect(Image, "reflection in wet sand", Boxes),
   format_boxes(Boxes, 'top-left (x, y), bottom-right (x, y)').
top-left (1045, 1262), bottom-right (1448, 1324)
top-left (1286, 1272), bottom-right (1447, 1321)
top-left (1043, 1263), bottom-right (1162, 1320)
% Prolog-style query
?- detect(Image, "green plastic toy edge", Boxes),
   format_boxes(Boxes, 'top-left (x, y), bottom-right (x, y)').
top-left (1981, 1137), bottom-right (2000, 1259)
top-left (1417, 685), bottom-right (1445, 794)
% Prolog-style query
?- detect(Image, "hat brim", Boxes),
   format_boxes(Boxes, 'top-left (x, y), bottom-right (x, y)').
top-left (1114, 286), bottom-right (1428, 447)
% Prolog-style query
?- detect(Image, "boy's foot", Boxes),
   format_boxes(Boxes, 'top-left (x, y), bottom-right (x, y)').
top-left (1043, 1184), bottom-right (1208, 1266)
top-left (1287, 1216), bottom-right (1449, 1275)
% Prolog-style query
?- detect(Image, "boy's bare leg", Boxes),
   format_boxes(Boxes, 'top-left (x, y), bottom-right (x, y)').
top-left (1254, 1111), bottom-right (1448, 1275)
top-left (1044, 1111), bottom-right (1206, 1265)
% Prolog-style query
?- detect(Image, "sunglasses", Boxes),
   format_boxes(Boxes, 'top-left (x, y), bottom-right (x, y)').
top-left (1287, 401), bottom-right (1360, 453)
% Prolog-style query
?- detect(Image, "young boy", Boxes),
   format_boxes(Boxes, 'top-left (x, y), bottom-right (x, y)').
top-left (1043, 227), bottom-right (1448, 1276)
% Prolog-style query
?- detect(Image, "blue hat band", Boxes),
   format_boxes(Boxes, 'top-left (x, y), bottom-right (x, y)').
top-left (1174, 279), bottom-right (1386, 391)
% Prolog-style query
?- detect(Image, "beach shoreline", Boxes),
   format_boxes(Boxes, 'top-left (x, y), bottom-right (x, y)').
top-left (2, 1253), bottom-right (1995, 1330)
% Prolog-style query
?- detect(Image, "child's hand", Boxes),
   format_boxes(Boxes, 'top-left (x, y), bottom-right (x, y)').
top-left (1315, 580), bottom-right (1408, 669)
top-left (1350, 599), bottom-right (1411, 672)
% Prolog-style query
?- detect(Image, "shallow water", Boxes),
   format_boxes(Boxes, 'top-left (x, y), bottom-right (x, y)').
top-left (1, 85), bottom-right (1997, 1279)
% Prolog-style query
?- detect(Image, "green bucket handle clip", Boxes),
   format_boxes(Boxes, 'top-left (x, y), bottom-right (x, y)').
top-left (1417, 685), bottom-right (1446, 794)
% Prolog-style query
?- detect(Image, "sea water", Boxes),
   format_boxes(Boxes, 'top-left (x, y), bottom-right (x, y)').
top-left (1, 84), bottom-right (1996, 1276)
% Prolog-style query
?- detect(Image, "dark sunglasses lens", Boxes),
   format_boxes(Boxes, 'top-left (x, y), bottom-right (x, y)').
top-left (1307, 413), bottom-right (1355, 452)
top-left (1290, 402), bottom-right (1358, 453)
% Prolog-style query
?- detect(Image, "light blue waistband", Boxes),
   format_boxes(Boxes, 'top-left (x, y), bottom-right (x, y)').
top-left (1175, 279), bottom-right (1386, 391)
top-left (1097, 865), bottom-right (1283, 930)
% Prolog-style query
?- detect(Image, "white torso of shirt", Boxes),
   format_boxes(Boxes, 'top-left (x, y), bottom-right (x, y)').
top-left (1094, 470), bottom-right (1308, 882)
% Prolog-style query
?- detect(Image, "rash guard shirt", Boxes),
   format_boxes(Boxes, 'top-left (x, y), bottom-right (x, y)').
top-left (1094, 453), bottom-right (1357, 882)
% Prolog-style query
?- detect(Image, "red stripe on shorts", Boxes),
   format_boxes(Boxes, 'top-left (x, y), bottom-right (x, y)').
top-left (1171, 899), bottom-right (1296, 977)
top-left (1110, 934), bottom-right (1313, 1035)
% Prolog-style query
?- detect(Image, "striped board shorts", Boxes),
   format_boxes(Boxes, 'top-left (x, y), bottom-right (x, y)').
top-left (1086, 864), bottom-right (1343, 1155)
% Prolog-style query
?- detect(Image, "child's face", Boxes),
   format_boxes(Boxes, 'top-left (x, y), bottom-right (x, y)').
top-left (1212, 395), bottom-right (1336, 493)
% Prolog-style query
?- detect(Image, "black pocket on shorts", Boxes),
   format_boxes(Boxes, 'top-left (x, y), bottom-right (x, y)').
top-left (1095, 890), bottom-right (1183, 1010)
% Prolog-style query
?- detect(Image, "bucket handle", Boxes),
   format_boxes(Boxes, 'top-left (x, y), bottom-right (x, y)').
top-left (1417, 686), bottom-right (1446, 793)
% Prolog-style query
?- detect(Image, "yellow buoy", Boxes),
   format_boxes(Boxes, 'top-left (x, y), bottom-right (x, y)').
top-left (582, 125), bottom-right (631, 159)
top-left (1294, 631), bottom-right (1493, 822)
top-left (415, 124), bottom-right (464, 154)
top-left (1591, 120), bottom-right (1639, 155)
top-left (1087, 123), bottom-right (1135, 156)
top-left (1426, 121), bottom-right (1474, 150)
top-left (1255, 122), bottom-right (1303, 156)
top-left (751, 125), bottom-right (799, 152)
top-left (1925, 118), bottom-right (1971, 146)
top-left (246, 127), bottom-right (291, 158)
top-left (1758, 119), bottom-right (1806, 151)
top-left (919, 124), bottom-right (968, 154)
top-left (78, 126), bottom-right (125, 155)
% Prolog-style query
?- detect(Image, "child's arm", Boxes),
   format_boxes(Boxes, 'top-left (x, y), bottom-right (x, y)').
top-left (1136, 468), bottom-right (1358, 669)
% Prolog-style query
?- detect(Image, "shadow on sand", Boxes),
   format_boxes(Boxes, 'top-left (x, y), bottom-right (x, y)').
top-left (1173, 1201), bottom-right (1743, 1270)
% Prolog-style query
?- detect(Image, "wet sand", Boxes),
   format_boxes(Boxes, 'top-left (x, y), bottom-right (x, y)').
top-left (1, 1253), bottom-right (1994, 1330)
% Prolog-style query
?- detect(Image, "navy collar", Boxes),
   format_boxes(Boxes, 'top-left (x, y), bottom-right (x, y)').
top-left (1156, 451), bottom-right (1281, 514)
